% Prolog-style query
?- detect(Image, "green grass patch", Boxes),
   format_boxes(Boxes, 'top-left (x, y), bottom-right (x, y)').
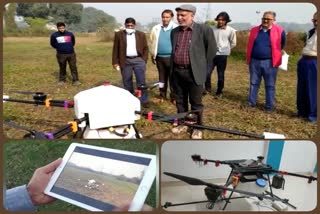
top-left (3, 37), bottom-right (316, 139)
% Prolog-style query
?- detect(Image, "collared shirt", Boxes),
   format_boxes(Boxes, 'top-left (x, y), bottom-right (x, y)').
top-left (126, 32), bottom-right (138, 57)
top-left (173, 24), bottom-right (193, 65)
top-left (302, 28), bottom-right (317, 56)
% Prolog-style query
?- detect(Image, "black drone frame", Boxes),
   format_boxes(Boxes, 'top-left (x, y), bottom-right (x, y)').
top-left (162, 155), bottom-right (317, 210)
top-left (4, 88), bottom-right (265, 139)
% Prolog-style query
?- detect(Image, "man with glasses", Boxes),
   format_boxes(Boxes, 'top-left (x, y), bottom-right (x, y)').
top-left (246, 11), bottom-right (286, 112)
top-left (170, 4), bottom-right (216, 139)
top-left (296, 12), bottom-right (317, 122)
top-left (112, 17), bottom-right (149, 107)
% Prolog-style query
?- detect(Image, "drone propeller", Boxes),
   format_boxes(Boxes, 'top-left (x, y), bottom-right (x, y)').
top-left (155, 110), bottom-right (200, 122)
top-left (137, 82), bottom-right (162, 90)
top-left (164, 172), bottom-right (289, 203)
top-left (3, 120), bottom-right (48, 139)
top-left (9, 90), bottom-right (40, 95)
top-left (7, 90), bottom-right (48, 102)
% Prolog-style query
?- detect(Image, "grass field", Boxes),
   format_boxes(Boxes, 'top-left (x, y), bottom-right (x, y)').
top-left (4, 140), bottom-right (157, 211)
top-left (55, 165), bottom-right (139, 208)
top-left (3, 36), bottom-right (317, 139)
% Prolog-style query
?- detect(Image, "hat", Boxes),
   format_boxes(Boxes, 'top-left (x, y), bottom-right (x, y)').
top-left (175, 4), bottom-right (196, 14)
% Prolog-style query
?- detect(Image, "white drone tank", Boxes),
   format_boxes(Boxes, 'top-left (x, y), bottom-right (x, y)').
top-left (235, 177), bottom-right (268, 195)
top-left (73, 83), bottom-right (141, 139)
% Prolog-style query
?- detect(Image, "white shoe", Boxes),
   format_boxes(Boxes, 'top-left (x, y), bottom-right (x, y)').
top-left (191, 129), bottom-right (203, 139)
top-left (171, 125), bottom-right (188, 134)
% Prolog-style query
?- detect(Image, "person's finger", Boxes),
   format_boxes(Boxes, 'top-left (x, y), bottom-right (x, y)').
top-left (41, 158), bottom-right (62, 173)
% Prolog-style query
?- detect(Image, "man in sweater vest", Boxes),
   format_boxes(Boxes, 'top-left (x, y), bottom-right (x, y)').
top-left (150, 9), bottom-right (178, 103)
top-left (296, 12), bottom-right (317, 122)
top-left (246, 11), bottom-right (286, 112)
top-left (50, 22), bottom-right (81, 86)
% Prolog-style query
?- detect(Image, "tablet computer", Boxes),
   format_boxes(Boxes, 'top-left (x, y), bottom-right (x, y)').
top-left (44, 143), bottom-right (156, 211)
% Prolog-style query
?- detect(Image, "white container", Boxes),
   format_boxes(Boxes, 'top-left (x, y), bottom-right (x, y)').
top-left (235, 178), bottom-right (267, 195)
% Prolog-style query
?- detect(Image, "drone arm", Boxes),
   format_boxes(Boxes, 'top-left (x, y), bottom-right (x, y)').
top-left (191, 155), bottom-right (230, 167)
top-left (45, 116), bottom-right (88, 139)
top-left (274, 170), bottom-right (317, 183)
top-left (184, 123), bottom-right (264, 139)
top-left (3, 97), bottom-right (74, 109)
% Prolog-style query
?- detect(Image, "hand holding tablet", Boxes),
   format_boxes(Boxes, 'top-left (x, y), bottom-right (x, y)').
top-left (44, 143), bottom-right (156, 211)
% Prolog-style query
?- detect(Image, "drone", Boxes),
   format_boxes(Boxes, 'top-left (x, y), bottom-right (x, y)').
top-left (3, 82), bottom-right (283, 139)
top-left (163, 155), bottom-right (317, 211)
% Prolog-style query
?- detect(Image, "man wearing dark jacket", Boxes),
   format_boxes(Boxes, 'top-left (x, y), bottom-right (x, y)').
top-left (50, 22), bottom-right (80, 85)
top-left (296, 12), bottom-right (317, 122)
top-left (170, 4), bottom-right (216, 139)
top-left (112, 17), bottom-right (149, 106)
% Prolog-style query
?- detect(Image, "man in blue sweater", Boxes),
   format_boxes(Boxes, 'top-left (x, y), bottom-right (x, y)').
top-left (246, 11), bottom-right (286, 112)
top-left (50, 22), bottom-right (81, 85)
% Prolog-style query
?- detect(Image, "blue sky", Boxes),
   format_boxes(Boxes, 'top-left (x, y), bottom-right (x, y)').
top-left (81, 2), bottom-right (317, 25)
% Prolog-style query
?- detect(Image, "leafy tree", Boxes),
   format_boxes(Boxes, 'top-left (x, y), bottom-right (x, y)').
top-left (204, 20), bottom-right (216, 26)
top-left (16, 3), bottom-right (34, 17)
top-left (17, 3), bottom-right (49, 18)
top-left (49, 3), bottom-right (83, 25)
top-left (4, 3), bottom-right (17, 31)
top-left (69, 7), bottom-right (117, 32)
top-left (31, 3), bottom-right (50, 18)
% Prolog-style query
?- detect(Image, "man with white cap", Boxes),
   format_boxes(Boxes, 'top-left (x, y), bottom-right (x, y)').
top-left (170, 4), bottom-right (217, 139)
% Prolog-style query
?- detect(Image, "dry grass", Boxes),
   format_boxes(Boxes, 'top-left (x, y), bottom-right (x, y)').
top-left (3, 37), bottom-right (317, 139)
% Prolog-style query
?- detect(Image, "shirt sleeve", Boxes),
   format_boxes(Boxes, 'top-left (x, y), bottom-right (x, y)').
top-left (281, 31), bottom-right (286, 49)
top-left (230, 29), bottom-right (237, 49)
top-left (4, 185), bottom-right (37, 211)
top-left (50, 34), bottom-right (56, 49)
top-left (72, 33), bottom-right (76, 46)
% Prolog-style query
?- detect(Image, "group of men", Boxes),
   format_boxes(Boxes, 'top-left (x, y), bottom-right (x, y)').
top-left (50, 4), bottom-right (317, 140)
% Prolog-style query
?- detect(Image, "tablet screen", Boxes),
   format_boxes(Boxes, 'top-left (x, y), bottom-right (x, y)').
top-left (48, 146), bottom-right (152, 210)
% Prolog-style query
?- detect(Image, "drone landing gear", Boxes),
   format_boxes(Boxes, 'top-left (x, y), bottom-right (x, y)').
top-left (163, 196), bottom-right (248, 210)
top-left (265, 191), bottom-right (297, 209)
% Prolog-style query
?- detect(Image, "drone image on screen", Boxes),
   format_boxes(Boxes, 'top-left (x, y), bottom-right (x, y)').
top-left (163, 155), bottom-right (317, 211)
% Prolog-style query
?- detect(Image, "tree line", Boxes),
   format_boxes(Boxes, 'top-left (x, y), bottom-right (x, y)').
top-left (15, 3), bottom-right (117, 32)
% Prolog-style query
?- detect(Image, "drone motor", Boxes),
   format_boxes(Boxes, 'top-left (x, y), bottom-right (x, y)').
top-left (204, 187), bottom-right (222, 203)
top-left (184, 113), bottom-right (198, 124)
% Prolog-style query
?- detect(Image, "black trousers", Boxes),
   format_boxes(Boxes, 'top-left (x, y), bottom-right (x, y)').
top-left (205, 55), bottom-right (228, 94)
top-left (156, 56), bottom-right (173, 99)
top-left (56, 53), bottom-right (79, 82)
top-left (173, 66), bottom-right (204, 125)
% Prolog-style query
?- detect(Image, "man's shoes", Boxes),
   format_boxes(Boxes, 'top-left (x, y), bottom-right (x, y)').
top-left (57, 81), bottom-right (65, 86)
top-left (171, 125), bottom-right (188, 134)
top-left (245, 102), bottom-right (256, 108)
top-left (264, 107), bottom-right (274, 113)
top-left (202, 89), bottom-right (211, 96)
top-left (73, 81), bottom-right (82, 86)
top-left (308, 116), bottom-right (317, 123)
top-left (214, 92), bottom-right (223, 99)
top-left (141, 102), bottom-right (149, 108)
top-left (153, 97), bottom-right (164, 103)
top-left (171, 99), bottom-right (176, 105)
top-left (191, 129), bottom-right (203, 139)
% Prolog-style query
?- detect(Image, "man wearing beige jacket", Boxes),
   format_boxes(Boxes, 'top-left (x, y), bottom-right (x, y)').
top-left (150, 9), bottom-right (178, 103)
